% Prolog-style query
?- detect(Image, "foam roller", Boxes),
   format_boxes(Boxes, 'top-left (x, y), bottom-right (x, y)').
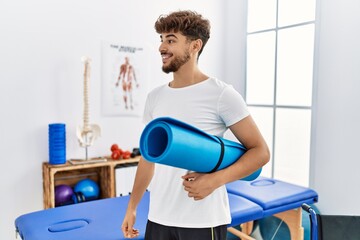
top-left (140, 117), bottom-right (261, 181)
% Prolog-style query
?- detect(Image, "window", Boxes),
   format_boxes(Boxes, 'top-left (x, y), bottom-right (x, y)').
top-left (246, 0), bottom-right (316, 186)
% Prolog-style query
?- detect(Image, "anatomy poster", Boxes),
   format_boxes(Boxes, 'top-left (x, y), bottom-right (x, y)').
top-left (101, 41), bottom-right (148, 117)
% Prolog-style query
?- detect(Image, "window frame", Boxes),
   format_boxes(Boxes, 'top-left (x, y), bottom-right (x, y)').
top-left (245, 0), bottom-right (317, 186)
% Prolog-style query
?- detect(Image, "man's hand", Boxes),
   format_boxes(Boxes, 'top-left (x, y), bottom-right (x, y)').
top-left (182, 172), bottom-right (218, 200)
top-left (121, 210), bottom-right (139, 238)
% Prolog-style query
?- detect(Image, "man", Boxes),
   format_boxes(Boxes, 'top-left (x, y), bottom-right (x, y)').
top-left (121, 10), bottom-right (270, 239)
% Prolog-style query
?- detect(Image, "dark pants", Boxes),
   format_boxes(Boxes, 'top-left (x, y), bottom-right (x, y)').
top-left (145, 220), bottom-right (228, 240)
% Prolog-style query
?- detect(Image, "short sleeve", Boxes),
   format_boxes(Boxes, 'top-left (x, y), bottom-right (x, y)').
top-left (218, 86), bottom-right (249, 127)
top-left (142, 94), bottom-right (153, 125)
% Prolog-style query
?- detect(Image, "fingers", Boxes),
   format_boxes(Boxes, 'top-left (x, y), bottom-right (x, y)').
top-left (183, 181), bottom-right (202, 200)
top-left (182, 172), bottom-right (198, 181)
top-left (182, 173), bottom-right (197, 193)
top-left (182, 173), bottom-right (213, 201)
top-left (122, 226), bottom-right (139, 238)
top-left (187, 191), bottom-right (202, 200)
top-left (121, 223), bottom-right (139, 238)
top-left (182, 174), bottom-right (197, 186)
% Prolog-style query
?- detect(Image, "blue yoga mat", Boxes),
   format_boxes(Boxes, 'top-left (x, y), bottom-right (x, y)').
top-left (140, 117), bottom-right (261, 181)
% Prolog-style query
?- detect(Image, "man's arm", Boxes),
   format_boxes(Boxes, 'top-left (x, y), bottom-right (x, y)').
top-left (121, 157), bottom-right (154, 238)
top-left (182, 115), bottom-right (270, 200)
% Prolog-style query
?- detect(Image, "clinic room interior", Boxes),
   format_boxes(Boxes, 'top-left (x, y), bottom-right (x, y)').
top-left (1, 0), bottom-right (359, 239)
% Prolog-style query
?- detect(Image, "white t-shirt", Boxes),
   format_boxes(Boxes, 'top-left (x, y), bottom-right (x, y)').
top-left (143, 78), bottom-right (249, 228)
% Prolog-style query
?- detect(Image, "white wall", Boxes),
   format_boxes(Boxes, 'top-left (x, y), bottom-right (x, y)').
top-left (310, 0), bottom-right (360, 215)
top-left (223, 0), bottom-right (248, 95)
top-left (0, 1), bottom-right (226, 239)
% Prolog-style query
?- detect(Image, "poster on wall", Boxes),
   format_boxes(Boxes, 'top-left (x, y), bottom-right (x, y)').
top-left (101, 41), bottom-right (148, 117)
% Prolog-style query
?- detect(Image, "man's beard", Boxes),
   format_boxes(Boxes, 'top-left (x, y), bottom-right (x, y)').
top-left (162, 50), bottom-right (191, 74)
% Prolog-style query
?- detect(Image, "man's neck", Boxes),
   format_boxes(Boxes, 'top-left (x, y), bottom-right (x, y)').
top-left (170, 64), bottom-right (208, 88)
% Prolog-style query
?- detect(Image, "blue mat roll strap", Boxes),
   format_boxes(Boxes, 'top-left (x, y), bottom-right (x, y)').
top-left (140, 117), bottom-right (261, 181)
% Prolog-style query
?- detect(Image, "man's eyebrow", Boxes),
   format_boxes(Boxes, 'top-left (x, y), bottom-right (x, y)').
top-left (160, 34), bottom-right (178, 39)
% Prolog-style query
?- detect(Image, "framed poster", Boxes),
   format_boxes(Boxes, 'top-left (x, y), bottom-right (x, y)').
top-left (101, 41), bottom-right (148, 117)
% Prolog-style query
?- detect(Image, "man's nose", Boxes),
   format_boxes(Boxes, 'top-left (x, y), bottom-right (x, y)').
top-left (159, 42), bottom-right (167, 52)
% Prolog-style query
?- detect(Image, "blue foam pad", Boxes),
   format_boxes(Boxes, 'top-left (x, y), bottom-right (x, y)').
top-left (226, 177), bottom-right (318, 216)
top-left (15, 192), bottom-right (264, 239)
top-left (140, 117), bottom-right (261, 180)
top-left (228, 193), bottom-right (263, 226)
top-left (15, 192), bottom-right (150, 240)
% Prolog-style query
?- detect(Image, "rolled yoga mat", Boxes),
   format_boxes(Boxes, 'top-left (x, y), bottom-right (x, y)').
top-left (139, 117), bottom-right (261, 181)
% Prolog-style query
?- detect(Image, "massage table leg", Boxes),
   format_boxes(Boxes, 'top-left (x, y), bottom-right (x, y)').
top-left (273, 207), bottom-right (304, 240)
top-left (227, 225), bottom-right (256, 240)
top-left (228, 208), bottom-right (304, 240)
top-left (241, 221), bottom-right (254, 236)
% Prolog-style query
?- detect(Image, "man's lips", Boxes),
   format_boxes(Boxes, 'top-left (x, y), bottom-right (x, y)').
top-left (161, 53), bottom-right (173, 63)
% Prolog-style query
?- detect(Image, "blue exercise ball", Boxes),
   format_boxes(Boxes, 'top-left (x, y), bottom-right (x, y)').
top-left (259, 216), bottom-right (290, 240)
top-left (73, 179), bottom-right (100, 200)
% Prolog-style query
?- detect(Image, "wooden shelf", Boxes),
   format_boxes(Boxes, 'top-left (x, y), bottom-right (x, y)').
top-left (42, 156), bottom-right (140, 209)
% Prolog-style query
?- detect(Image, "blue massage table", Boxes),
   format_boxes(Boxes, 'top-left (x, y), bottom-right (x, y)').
top-left (15, 177), bottom-right (318, 240)
top-left (226, 177), bottom-right (318, 240)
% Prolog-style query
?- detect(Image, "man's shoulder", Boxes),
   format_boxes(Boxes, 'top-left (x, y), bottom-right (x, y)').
top-left (202, 78), bottom-right (233, 95)
top-left (147, 84), bottom-right (168, 97)
top-left (206, 77), bottom-right (230, 88)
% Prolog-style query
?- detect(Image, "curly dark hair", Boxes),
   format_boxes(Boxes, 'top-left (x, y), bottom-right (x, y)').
top-left (154, 10), bottom-right (211, 57)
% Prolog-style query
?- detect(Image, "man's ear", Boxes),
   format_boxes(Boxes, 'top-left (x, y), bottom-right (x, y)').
top-left (192, 39), bottom-right (203, 53)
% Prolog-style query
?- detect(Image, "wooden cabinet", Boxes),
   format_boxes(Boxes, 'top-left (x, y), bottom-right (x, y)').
top-left (42, 157), bottom-right (140, 209)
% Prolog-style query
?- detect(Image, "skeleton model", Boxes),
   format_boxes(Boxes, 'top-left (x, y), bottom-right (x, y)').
top-left (76, 56), bottom-right (101, 161)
